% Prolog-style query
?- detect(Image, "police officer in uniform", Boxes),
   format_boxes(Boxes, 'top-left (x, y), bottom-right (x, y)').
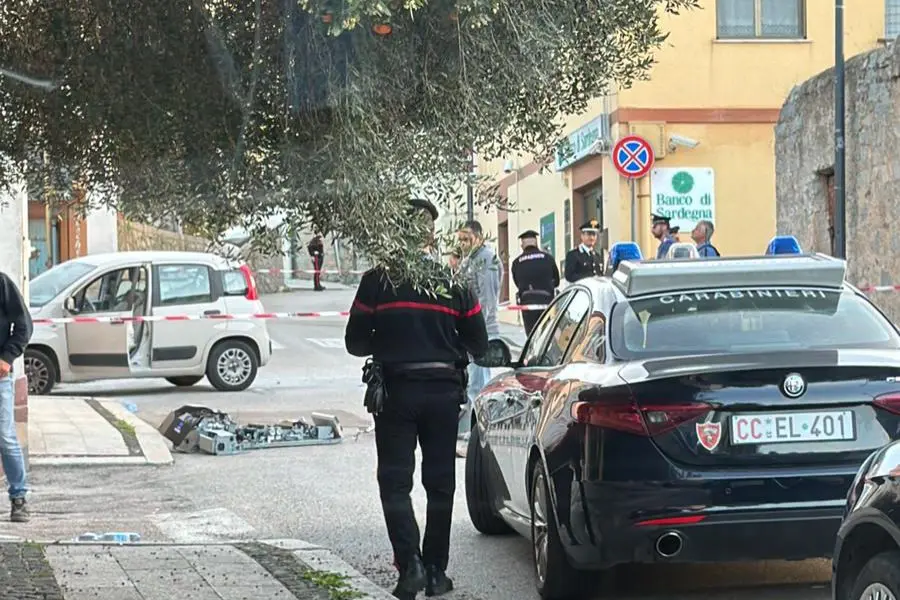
top-left (651, 214), bottom-right (677, 259)
top-left (564, 219), bottom-right (605, 283)
top-left (511, 229), bottom-right (559, 335)
top-left (345, 198), bottom-right (488, 600)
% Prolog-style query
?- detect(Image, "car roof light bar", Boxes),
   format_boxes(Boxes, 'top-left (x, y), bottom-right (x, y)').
top-left (611, 253), bottom-right (847, 297)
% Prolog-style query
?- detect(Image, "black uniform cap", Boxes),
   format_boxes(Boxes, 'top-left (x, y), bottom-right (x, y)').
top-left (580, 219), bottom-right (601, 233)
top-left (651, 213), bottom-right (671, 226)
top-left (518, 229), bottom-right (539, 239)
top-left (407, 198), bottom-right (439, 221)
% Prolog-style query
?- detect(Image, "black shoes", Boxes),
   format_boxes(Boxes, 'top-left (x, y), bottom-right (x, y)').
top-left (425, 565), bottom-right (454, 597)
top-left (391, 555), bottom-right (426, 599)
top-left (10, 498), bottom-right (29, 523)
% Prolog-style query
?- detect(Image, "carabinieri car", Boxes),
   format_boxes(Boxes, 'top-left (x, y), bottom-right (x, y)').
top-left (468, 251), bottom-right (900, 600)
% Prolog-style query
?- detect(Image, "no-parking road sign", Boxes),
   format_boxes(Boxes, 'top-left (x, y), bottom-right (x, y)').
top-left (612, 135), bottom-right (654, 179)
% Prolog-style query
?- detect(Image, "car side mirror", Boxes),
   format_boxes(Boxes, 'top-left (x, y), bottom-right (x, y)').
top-left (64, 296), bottom-right (78, 313)
top-left (474, 339), bottom-right (513, 368)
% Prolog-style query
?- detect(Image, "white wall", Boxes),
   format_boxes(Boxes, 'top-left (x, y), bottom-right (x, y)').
top-left (85, 205), bottom-right (118, 254)
top-left (0, 179), bottom-right (30, 376)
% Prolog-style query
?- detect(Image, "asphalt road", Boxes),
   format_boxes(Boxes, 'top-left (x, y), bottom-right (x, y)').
top-left (17, 286), bottom-right (833, 600)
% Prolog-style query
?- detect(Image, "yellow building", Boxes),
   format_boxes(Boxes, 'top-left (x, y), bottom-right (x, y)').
top-left (473, 0), bottom-right (888, 323)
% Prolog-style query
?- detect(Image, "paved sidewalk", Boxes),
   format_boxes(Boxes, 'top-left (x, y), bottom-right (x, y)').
top-left (28, 396), bottom-right (172, 466)
top-left (0, 539), bottom-right (393, 600)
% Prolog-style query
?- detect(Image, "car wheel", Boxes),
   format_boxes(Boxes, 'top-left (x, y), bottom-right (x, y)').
top-left (465, 425), bottom-right (512, 535)
top-left (850, 550), bottom-right (900, 600)
top-left (206, 340), bottom-right (258, 392)
top-left (165, 376), bottom-right (204, 387)
top-left (531, 461), bottom-right (588, 600)
top-left (25, 349), bottom-right (56, 396)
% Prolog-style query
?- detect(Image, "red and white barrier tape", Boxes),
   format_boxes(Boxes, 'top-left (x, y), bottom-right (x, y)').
top-left (27, 285), bottom-right (900, 325)
top-left (267, 268), bottom-right (900, 291)
top-left (31, 304), bottom-right (547, 325)
top-left (256, 268), bottom-right (368, 275)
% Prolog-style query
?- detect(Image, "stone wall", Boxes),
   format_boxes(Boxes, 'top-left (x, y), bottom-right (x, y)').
top-left (117, 219), bottom-right (287, 294)
top-left (775, 41), bottom-right (900, 322)
top-left (117, 219), bottom-right (209, 253)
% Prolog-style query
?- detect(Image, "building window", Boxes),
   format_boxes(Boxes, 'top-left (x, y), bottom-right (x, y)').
top-left (888, 0), bottom-right (900, 40)
top-left (717, 0), bottom-right (805, 40)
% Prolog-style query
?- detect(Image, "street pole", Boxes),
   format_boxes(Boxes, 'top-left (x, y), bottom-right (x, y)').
top-left (466, 149), bottom-right (475, 222)
top-left (629, 179), bottom-right (637, 242)
top-left (834, 0), bottom-right (847, 259)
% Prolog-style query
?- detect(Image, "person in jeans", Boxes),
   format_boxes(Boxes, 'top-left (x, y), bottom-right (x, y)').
top-left (456, 221), bottom-right (502, 456)
top-left (0, 270), bottom-right (32, 522)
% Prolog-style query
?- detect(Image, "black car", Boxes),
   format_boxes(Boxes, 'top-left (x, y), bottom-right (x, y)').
top-left (468, 253), bottom-right (900, 600)
top-left (833, 441), bottom-right (900, 600)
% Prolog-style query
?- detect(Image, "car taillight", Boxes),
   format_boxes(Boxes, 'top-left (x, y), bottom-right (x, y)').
top-left (873, 392), bottom-right (900, 415)
top-left (239, 264), bottom-right (259, 301)
top-left (571, 400), bottom-right (712, 437)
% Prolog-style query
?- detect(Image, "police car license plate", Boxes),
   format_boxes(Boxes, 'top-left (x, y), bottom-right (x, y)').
top-left (730, 411), bottom-right (855, 445)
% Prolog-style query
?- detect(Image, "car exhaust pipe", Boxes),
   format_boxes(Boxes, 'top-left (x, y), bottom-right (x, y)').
top-left (655, 532), bottom-right (683, 558)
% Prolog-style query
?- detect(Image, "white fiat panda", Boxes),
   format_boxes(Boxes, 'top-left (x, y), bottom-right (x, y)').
top-left (25, 251), bottom-right (273, 395)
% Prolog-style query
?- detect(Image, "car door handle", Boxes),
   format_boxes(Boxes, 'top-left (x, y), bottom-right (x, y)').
top-left (203, 309), bottom-right (222, 316)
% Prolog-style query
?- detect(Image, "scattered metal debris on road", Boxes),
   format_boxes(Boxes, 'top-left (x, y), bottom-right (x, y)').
top-left (159, 405), bottom-right (343, 455)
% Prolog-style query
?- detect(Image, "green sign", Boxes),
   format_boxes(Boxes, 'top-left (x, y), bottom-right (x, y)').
top-left (650, 167), bottom-right (716, 231)
top-left (554, 116), bottom-right (610, 171)
top-left (540, 213), bottom-right (556, 258)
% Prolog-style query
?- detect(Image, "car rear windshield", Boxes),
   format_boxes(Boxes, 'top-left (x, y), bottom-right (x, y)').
top-left (609, 287), bottom-right (900, 358)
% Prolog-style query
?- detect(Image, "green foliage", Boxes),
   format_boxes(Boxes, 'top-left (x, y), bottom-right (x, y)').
top-left (301, 569), bottom-right (364, 600)
top-left (0, 0), bottom-right (698, 285)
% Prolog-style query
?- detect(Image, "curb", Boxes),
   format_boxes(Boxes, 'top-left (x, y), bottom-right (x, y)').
top-left (261, 539), bottom-right (395, 599)
top-left (98, 399), bottom-right (174, 465)
top-left (0, 538), bottom-right (393, 600)
top-left (28, 396), bottom-right (174, 467)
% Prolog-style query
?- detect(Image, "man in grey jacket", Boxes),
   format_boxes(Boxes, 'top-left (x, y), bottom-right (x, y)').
top-left (456, 221), bottom-right (502, 455)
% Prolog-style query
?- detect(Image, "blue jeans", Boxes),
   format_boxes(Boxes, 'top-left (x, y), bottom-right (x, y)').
top-left (457, 363), bottom-right (490, 438)
top-left (0, 375), bottom-right (27, 500)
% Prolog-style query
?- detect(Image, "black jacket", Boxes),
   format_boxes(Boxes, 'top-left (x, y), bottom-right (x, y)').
top-left (344, 262), bottom-right (488, 365)
top-left (512, 247), bottom-right (559, 305)
top-left (564, 247), bottom-right (604, 283)
top-left (0, 272), bottom-right (33, 366)
top-left (307, 239), bottom-right (324, 258)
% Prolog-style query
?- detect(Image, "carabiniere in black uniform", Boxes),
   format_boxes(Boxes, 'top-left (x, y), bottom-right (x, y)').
top-left (344, 198), bottom-right (489, 600)
top-left (563, 219), bottom-right (605, 283)
top-left (511, 229), bottom-right (560, 335)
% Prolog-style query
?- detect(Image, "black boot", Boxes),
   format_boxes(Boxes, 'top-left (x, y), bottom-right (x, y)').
top-left (392, 555), bottom-right (426, 599)
top-left (425, 565), bottom-right (453, 597)
top-left (10, 498), bottom-right (29, 523)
